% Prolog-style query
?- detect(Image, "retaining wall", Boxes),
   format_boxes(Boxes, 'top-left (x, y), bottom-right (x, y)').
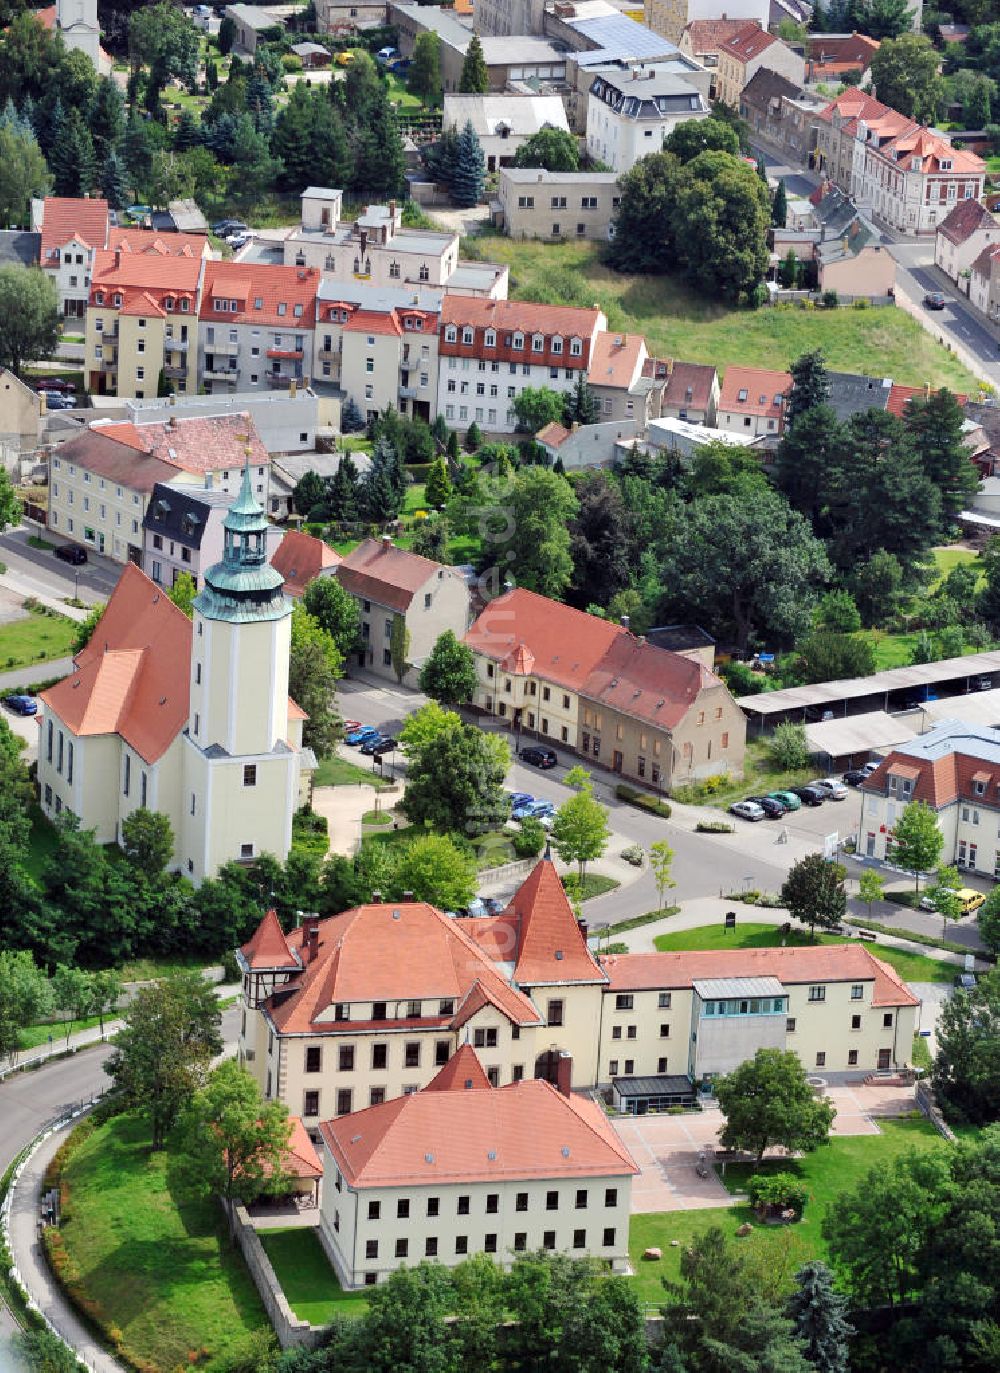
top-left (225, 1202), bottom-right (324, 1351)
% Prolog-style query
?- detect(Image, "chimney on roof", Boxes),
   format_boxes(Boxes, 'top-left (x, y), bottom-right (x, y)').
top-left (555, 1051), bottom-right (573, 1098)
top-left (168, 415), bottom-right (178, 429)
top-left (381, 534), bottom-right (392, 551)
top-left (577, 918), bottom-right (588, 939)
top-left (303, 915), bottom-right (320, 962)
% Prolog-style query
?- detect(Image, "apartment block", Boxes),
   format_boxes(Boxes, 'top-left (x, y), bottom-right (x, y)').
top-left (199, 261), bottom-right (318, 394)
top-left (497, 170), bottom-right (621, 243)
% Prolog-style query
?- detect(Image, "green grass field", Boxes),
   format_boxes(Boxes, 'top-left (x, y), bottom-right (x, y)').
top-left (628, 1116), bottom-right (942, 1307)
top-left (19, 1014), bottom-right (106, 1051)
top-left (56, 1114), bottom-right (267, 1372)
top-left (258, 1227), bottom-right (367, 1324)
top-left (463, 236), bottom-right (980, 391)
top-left (0, 607), bottom-right (78, 671)
top-left (23, 804), bottom-right (59, 883)
top-left (313, 754), bottom-right (393, 788)
top-left (672, 738), bottom-right (816, 809)
top-left (653, 921), bottom-right (955, 984)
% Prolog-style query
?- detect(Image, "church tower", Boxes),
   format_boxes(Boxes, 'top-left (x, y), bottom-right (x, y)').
top-left (56, 0), bottom-right (102, 72)
top-left (180, 460), bottom-right (297, 883)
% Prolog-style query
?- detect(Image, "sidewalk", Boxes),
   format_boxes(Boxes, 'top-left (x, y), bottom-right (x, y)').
top-left (8, 1120), bottom-right (126, 1373)
top-left (0, 570), bottom-right (90, 622)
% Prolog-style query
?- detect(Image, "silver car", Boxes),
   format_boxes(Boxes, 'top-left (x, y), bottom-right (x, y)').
top-left (813, 778), bottom-right (848, 800)
top-left (730, 800), bottom-right (766, 822)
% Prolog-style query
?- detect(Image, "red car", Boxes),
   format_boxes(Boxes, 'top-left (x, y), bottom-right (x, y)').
top-left (341, 719), bottom-right (361, 733)
top-left (35, 377), bottom-right (75, 393)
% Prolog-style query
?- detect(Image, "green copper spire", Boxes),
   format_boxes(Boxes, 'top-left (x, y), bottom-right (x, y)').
top-left (193, 458), bottom-right (289, 623)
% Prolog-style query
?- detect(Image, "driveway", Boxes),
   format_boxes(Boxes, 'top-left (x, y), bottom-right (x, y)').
top-left (612, 1083), bottom-right (917, 1214)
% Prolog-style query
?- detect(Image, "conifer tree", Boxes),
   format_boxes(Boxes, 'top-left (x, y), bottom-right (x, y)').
top-left (425, 455), bottom-right (452, 508)
top-left (787, 1262), bottom-right (853, 1373)
top-left (91, 77), bottom-right (126, 164)
top-left (772, 177), bottom-right (787, 228)
top-left (459, 34), bottom-right (489, 93)
top-left (452, 120), bottom-right (484, 207)
top-left (172, 109), bottom-right (201, 152)
top-left (101, 148), bottom-right (129, 211)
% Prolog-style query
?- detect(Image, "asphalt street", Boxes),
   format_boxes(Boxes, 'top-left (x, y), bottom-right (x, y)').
top-left (0, 525), bottom-right (121, 604)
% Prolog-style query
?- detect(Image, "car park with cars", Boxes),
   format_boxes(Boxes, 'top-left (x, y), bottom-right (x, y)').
top-left (813, 778), bottom-right (848, 800)
top-left (843, 762), bottom-right (880, 786)
top-left (521, 745), bottom-right (557, 769)
top-left (730, 800), bottom-right (766, 822)
top-left (768, 790), bottom-right (801, 811)
top-left (361, 734), bottom-right (397, 755)
top-left (748, 795), bottom-right (786, 819)
top-left (791, 785), bottom-right (826, 806)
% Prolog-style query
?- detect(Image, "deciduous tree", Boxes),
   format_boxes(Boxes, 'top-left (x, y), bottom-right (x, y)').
top-left (399, 700), bottom-right (462, 752)
top-left (302, 575), bottom-right (361, 660)
top-left (403, 723), bottom-right (510, 836)
top-left (512, 126), bottom-right (579, 171)
top-left (869, 33), bottom-right (945, 124)
top-left (933, 968), bottom-right (1000, 1124)
top-left (121, 808), bottom-right (174, 877)
top-left (0, 949), bottom-right (52, 1061)
top-left (0, 265), bottom-right (58, 377)
top-left (650, 839), bottom-right (675, 912)
top-left (289, 603), bottom-right (343, 757)
top-left (891, 799), bottom-right (944, 891)
top-left (0, 123), bottom-right (49, 228)
top-left (418, 629), bottom-right (478, 705)
top-left (408, 31), bottom-right (442, 106)
top-left (664, 114), bottom-right (740, 162)
top-left (858, 868), bottom-right (885, 916)
top-left (395, 833), bottom-right (477, 909)
top-left (550, 787), bottom-right (611, 882)
top-left (715, 1047), bottom-right (836, 1165)
top-left (780, 853), bottom-right (848, 940)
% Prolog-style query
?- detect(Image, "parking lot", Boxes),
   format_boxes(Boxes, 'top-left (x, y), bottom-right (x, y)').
top-left (612, 1082), bottom-right (918, 1213)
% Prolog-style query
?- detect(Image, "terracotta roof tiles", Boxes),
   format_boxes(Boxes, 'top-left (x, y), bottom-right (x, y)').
top-left (662, 361), bottom-right (718, 411)
top-left (337, 538), bottom-right (457, 614)
top-left (682, 17), bottom-right (750, 53)
top-left (464, 587), bottom-right (623, 692)
top-left (271, 530), bottom-right (341, 598)
top-left (201, 261), bottom-right (318, 328)
top-left (440, 295), bottom-right (603, 342)
top-left (718, 21), bottom-right (778, 62)
top-left (719, 365), bottom-right (792, 419)
top-left (580, 634), bottom-right (723, 732)
top-left (39, 196), bottom-right (109, 266)
top-left (588, 332), bottom-right (646, 391)
top-left (239, 908), bottom-right (301, 971)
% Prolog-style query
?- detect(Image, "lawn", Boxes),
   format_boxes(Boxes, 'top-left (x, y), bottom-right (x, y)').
top-left (462, 236), bottom-right (979, 391)
top-left (18, 1013), bottom-right (106, 1052)
top-left (562, 873), bottom-right (621, 901)
top-left (313, 754), bottom-right (393, 788)
top-left (671, 738), bottom-right (815, 809)
top-left (258, 1227), bottom-right (368, 1324)
top-left (866, 628), bottom-right (981, 671)
top-left (54, 1114), bottom-right (267, 1372)
top-left (23, 803), bottom-right (59, 883)
top-left (384, 71), bottom-right (425, 112)
top-left (0, 606), bottom-right (78, 670)
top-left (653, 921), bottom-right (956, 984)
top-left (628, 1116), bottom-right (943, 1307)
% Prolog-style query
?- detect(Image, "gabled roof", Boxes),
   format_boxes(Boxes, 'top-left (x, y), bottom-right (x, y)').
top-left (681, 17), bottom-right (750, 55)
top-left (877, 126), bottom-right (984, 176)
top-left (465, 587), bottom-right (623, 691)
top-left (93, 412), bottom-right (270, 476)
top-left (337, 538), bottom-right (455, 614)
top-left (239, 908), bottom-right (301, 971)
top-left (200, 261), bottom-right (318, 328)
top-left (580, 633), bottom-right (724, 732)
top-left (741, 66), bottom-right (803, 110)
top-left (40, 563), bottom-right (192, 764)
top-left (283, 1117), bottom-right (323, 1179)
top-left (662, 360), bottom-right (717, 410)
top-left (319, 1048), bottom-right (638, 1189)
top-left (440, 295), bottom-right (603, 342)
top-left (970, 243), bottom-right (1000, 279)
top-left (718, 365), bottom-right (791, 418)
top-left (718, 21), bottom-right (778, 63)
top-left (602, 944), bottom-right (919, 1007)
top-left (588, 332), bottom-right (646, 391)
top-left (425, 1043), bottom-right (492, 1092)
top-left (107, 227), bottom-right (210, 259)
top-left (55, 426), bottom-right (181, 492)
top-left (38, 196), bottom-right (109, 266)
top-left (536, 421), bottom-right (571, 448)
top-left (466, 859), bottom-right (606, 987)
top-left (886, 383), bottom-right (968, 419)
top-left (808, 31), bottom-right (878, 70)
top-left (89, 246), bottom-right (202, 302)
top-left (271, 529), bottom-right (341, 598)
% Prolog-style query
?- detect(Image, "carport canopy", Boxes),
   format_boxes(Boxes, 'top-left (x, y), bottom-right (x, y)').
top-left (804, 711), bottom-right (916, 760)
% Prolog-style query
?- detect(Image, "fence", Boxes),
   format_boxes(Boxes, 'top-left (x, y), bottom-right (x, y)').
top-left (225, 1202), bottom-right (324, 1350)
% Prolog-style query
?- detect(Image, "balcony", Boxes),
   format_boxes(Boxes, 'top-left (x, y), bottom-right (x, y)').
top-left (204, 366), bottom-right (239, 383)
top-left (100, 353), bottom-right (117, 369)
top-left (266, 373), bottom-right (300, 389)
top-left (164, 364), bottom-right (187, 381)
top-left (164, 336), bottom-right (189, 354)
top-left (399, 385), bottom-right (417, 400)
top-left (204, 339), bottom-right (239, 356)
top-left (95, 327), bottom-right (118, 344)
top-left (267, 348), bottom-right (304, 361)
top-left (316, 347), bottom-right (339, 363)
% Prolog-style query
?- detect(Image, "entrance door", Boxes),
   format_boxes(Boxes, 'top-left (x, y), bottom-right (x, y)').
top-left (866, 833), bottom-right (876, 857)
top-left (612, 750), bottom-right (623, 773)
top-left (877, 1048), bottom-right (891, 1070)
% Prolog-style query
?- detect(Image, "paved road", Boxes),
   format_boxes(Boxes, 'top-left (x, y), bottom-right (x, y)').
top-left (0, 525), bottom-right (122, 604)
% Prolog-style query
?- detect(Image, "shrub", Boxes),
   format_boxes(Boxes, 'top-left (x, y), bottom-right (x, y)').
top-left (853, 297), bottom-right (869, 309)
top-left (768, 721), bottom-right (809, 771)
top-left (725, 888), bottom-right (761, 904)
top-left (746, 1171), bottom-right (808, 1214)
top-left (756, 892), bottom-right (786, 908)
top-left (512, 816), bottom-right (546, 859)
top-left (614, 784), bottom-right (671, 818)
top-left (281, 53), bottom-right (303, 70)
top-left (621, 844), bottom-right (644, 866)
top-left (822, 289), bottom-right (838, 309)
top-left (695, 820), bottom-right (733, 834)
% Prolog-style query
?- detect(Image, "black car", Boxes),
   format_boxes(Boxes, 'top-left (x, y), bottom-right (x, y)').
top-left (792, 785), bottom-right (825, 806)
top-left (55, 543), bottom-right (87, 564)
top-left (521, 745), bottom-right (557, 769)
top-left (923, 291), bottom-right (947, 310)
top-left (361, 734), bottom-right (398, 756)
top-left (749, 795), bottom-right (786, 819)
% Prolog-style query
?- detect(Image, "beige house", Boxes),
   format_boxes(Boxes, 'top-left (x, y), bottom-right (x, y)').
top-left (679, 17), bottom-right (753, 93)
top-left (317, 1046), bottom-right (638, 1288)
top-left (646, 0), bottom-right (767, 46)
top-left (818, 240), bottom-right (896, 298)
top-left (970, 244), bottom-right (1000, 322)
top-left (464, 587), bottom-right (745, 785)
top-left (336, 537), bottom-right (471, 686)
top-left (0, 369), bottom-right (43, 454)
top-left (715, 24), bottom-right (805, 111)
top-left (587, 332), bottom-right (665, 424)
top-left (716, 365), bottom-right (791, 439)
top-left (935, 198), bottom-right (1000, 288)
top-left (496, 170), bottom-right (621, 243)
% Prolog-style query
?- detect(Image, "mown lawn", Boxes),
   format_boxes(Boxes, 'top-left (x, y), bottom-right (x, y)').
top-left (0, 607), bottom-right (78, 670)
top-left (258, 1227), bottom-right (368, 1324)
top-left (671, 737), bottom-right (816, 809)
top-left (23, 803), bottom-right (59, 883)
top-left (628, 1116), bottom-right (943, 1307)
top-left (653, 921), bottom-right (955, 984)
top-left (19, 1013), bottom-right (105, 1051)
top-left (463, 236), bottom-right (979, 391)
top-left (313, 754), bottom-right (393, 789)
top-left (56, 1114), bottom-right (268, 1372)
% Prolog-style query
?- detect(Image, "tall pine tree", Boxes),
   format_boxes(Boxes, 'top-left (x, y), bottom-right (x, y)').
top-left (459, 34), bottom-right (489, 93)
top-left (91, 77), bottom-right (126, 165)
top-left (101, 148), bottom-right (130, 210)
top-left (451, 120), bottom-right (484, 208)
top-left (787, 1261), bottom-right (853, 1373)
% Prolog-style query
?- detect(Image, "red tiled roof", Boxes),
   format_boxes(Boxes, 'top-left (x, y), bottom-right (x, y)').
top-left (39, 196), bottom-right (109, 266)
top-left (108, 228), bottom-right (209, 259)
top-left (90, 246), bottom-right (202, 303)
top-left (863, 744), bottom-right (1000, 812)
top-left (662, 361), bottom-right (718, 411)
top-left (682, 17), bottom-right (750, 54)
top-left (318, 1049), bottom-right (637, 1188)
top-left (936, 198), bottom-right (996, 246)
top-left (878, 126), bottom-right (984, 176)
top-left (239, 908), bottom-right (300, 971)
top-left (808, 32), bottom-right (878, 69)
top-left (40, 563), bottom-right (192, 764)
top-left (201, 261), bottom-right (318, 328)
top-left (440, 295), bottom-right (603, 342)
top-left (817, 90), bottom-right (888, 126)
top-left (536, 421), bottom-right (570, 447)
top-left (718, 365), bottom-right (791, 419)
top-left (342, 309), bottom-right (402, 337)
top-left (465, 587), bottom-right (623, 691)
top-left (886, 383), bottom-right (968, 418)
top-left (718, 21), bottom-right (777, 63)
top-left (424, 1043), bottom-right (491, 1092)
top-left (56, 426), bottom-right (182, 492)
top-left (580, 634), bottom-right (724, 732)
top-left (602, 944), bottom-right (919, 1007)
top-left (337, 538), bottom-right (453, 613)
top-left (972, 243), bottom-right (1000, 278)
top-left (588, 332), bottom-right (646, 391)
top-left (134, 413), bottom-right (269, 475)
top-left (466, 860), bottom-right (606, 987)
top-left (282, 1117), bottom-right (322, 1179)
top-left (271, 529), bottom-right (341, 597)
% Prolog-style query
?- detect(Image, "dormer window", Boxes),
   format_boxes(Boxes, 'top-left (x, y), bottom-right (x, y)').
top-left (295, 253), bottom-right (305, 266)
top-left (484, 329), bottom-right (496, 347)
top-left (569, 337), bottom-right (582, 357)
top-left (531, 333), bottom-right (545, 352)
top-left (551, 335), bottom-right (563, 354)
top-left (940, 158), bottom-right (952, 171)
top-left (95, 291), bottom-right (104, 305)
top-left (974, 779), bottom-right (987, 796)
top-left (214, 298), bottom-right (225, 311)
top-left (230, 299), bottom-right (238, 312)
top-left (164, 296), bottom-right (174, 311)
top-left (181, 298), bottom-right (189, 311)
top-left (738, 388), bottom-right (748, 402)
top-left (445, 325), bottom-right (458, 343)
top-left (325, 254), bottom-right (335, 270)
top-left (113, 293), bottom-right (122, 307)
top-left (462, 326), bottom-right (474, 344)
top-left (512, 332), bottom-right (524, 350)
top-left (911, 157), bottom-right (922, 171)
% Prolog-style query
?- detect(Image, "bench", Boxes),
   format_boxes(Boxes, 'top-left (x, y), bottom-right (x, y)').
top-left (856, 929), bottom-right (878, 942)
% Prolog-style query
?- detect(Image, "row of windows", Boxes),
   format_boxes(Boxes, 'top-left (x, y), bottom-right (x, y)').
top-left (345, 1226), bottom-right (618, 1267)
top-left (357, 1186), bottom-right (618, 1224)
top-left (515, 195), bottom-right (607, 210)
top-left (312, 997), bottom-right (458, 1024)
top-left (443, 326), bottom-right (584, 357)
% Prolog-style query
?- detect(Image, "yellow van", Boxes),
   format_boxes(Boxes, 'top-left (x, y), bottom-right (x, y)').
top-left (958, 888), bottom-right (986, 916)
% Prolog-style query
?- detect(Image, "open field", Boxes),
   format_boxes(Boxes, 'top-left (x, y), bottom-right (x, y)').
top-left (0, 607), bottom-right (77, 671)
top-left (671, 738), bottom-right (816, 809)
top-left (462, 236), bottom-right (980, 391)
top-left (653, 921), bottom-right (955, 984)
top-left (258, 1227), bottom-right (367, 1324)
top-left (55, 1114), bottom-right (267, 1372)
top-left (628, 1116), bottom-right (942, 1306)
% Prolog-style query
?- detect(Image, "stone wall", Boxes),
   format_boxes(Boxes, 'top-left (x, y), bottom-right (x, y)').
top-left (226, 1203), bottom-right (325, 1350)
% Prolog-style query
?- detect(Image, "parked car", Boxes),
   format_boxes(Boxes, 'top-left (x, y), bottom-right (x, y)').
top-left (42, 394), bottom-right (76, 410)
top-left (345, 725), bottom-right (380, 745)
top-left (524, 800), bottom-right (554, 818)
top-left (768, 789), bottom-right (801, 811)
top-left (341, 720), bottom-right (361, 733)
top-left (749, 795), bottom-right (786, 819)
top-left (3, 693), bottom-right (37, 716)
top-left (512, 801), bottom-right (547, 821)
top-left (521, 745), bottom-right (557, 769)
top-left (730, 800), bottom-right (766, 822)
top-left (843, 761), bottom-right (879, 786)
top-left (54, 543), bottom-right (87, 564)
top-left (508, 791), bottom-right (533, 808)
top-left (35, 377), bottom-right (74, 393)
top-left (923, 291), bottom-right (947, 310)
top-left (791, 785), bottom-right (826, 806)
top-left (211, 218), bottom-right (247, 236)
top-left (361, 734), bottom-right (397, 755)
top-left (812, 778), bottom-right (848, 800)
top-left (376, 45), bottom-right (398, 61)
top-left (955, 972), bottom-right (977, 990)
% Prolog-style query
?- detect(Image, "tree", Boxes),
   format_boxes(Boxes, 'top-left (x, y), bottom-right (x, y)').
top-left (658, 485), bottom-right (830, 653)
top-left (0, 123), bottom-right (48, 229)
top-left (568, 472), bottom-right (630, 610)
top-left (459, 33), bottom-right (488, 93)
top-left (302, 576), bottom-right (361, 660)
top-left (395, 833), bottom-right (477, 909)
top-left (174, 1059), bottom-right (291, 1209)
top-left (0, 266), bottom-right (58, 377)
top-left (418, 629), bottom-right (478, 705)
top-left (91, 967), bottom-right (123, 1035)
top-left (716, 1048), bottom-right (837, 1165)
top-left (564, 373), bottom-right (598, 427)
top-left (218, 14), bottom-right (236, 54)
top-left (787, 1261), bottom-right (853, 1373)
top-left (48, 103), bottom-right (95, 198)
top-left (399, 700), bottom-right (461, 752)
top-left (51, 964), bottom-right (93, 1045)
top-left (933, 969), bottom-right (1000, 1124)
top-left (674, 150), bottom-right (771, 302)
top-left (550, 787), bottom-right (611, 882)
top-left (168, 571), bottom-right (196, 618)
top-left (769, 722), bottom-right (809, 771)
top-left (121, 808), bottom-right (174, 877)
top-left (129, 2), bottom-right (199, 108)
top-left (0, 949), bottom-right (52, 1061)
top-left (784, 348), bottom-right (830, 429)
top-left (91, 76), bottom-right (126, 165)
top-left (355, 88), bottom-right (405, 201)
top-left (772, 176), bottom-right (788, 228)
top-left (856, 0), bottom-right (914, 38)
top-left (793, 630), bottom-right (876, 684)
top-left (925, 863), bottom-right (963, 937)
top-left (100, 147), bottom-right (130, 213)
top-left (870, 34), bottom-right (945, 124)
top-left (663, 115), bottom-right (740, 162)
top-left (108, 971), bottom-right (223, 1149)
top-left (650, 839), bottom-right (675, 912)
top-left (780, 853), bottom-right (848, 940)
top-left (466, 419), bottom-right (482, 452)
top-left (905, 387), bottom-right (980, 524)
top-left (0, 464), bottom-right (21, 533)
top-left (499, 466), bottom-right (578, 600)
top-left (425, 455), bottom-right (452, 509)
top-left (16, 1327), bottom-right (83, 1373)
top-left (850, 549), bottom-right (906, 628)
top-left (408, 31), bottom-right (442, 106)
top-left (289, 603), bottom-right (343, 757)
top-left (607, 152), bottom-right (683, 273)
top-left (858, 868), bottom-right (885, 916)
top-left (512, 126), bottom-right (580, 171)
top-left (73, 601), bottom-right (105, 652)
top-left (389, 614), bottom-right (410, 685)
top-left (813, 589), bottom-right (861, 634)
top-left (513, 386), bottom-right (565, 434)
top-left (891, 799), bottom-right (944, 892)
top-left (403, 724), bottom-right (510, 837)
top-left (979, 886), bottom-right (1000, 955)
top-left (451, 119), bottom-right (485, 208)
top-left (563, 765), bottom-right (591, 791)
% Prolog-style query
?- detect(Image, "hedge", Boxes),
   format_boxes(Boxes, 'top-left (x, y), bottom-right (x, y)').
top-left (614, 784), bottom-right (671, 818)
